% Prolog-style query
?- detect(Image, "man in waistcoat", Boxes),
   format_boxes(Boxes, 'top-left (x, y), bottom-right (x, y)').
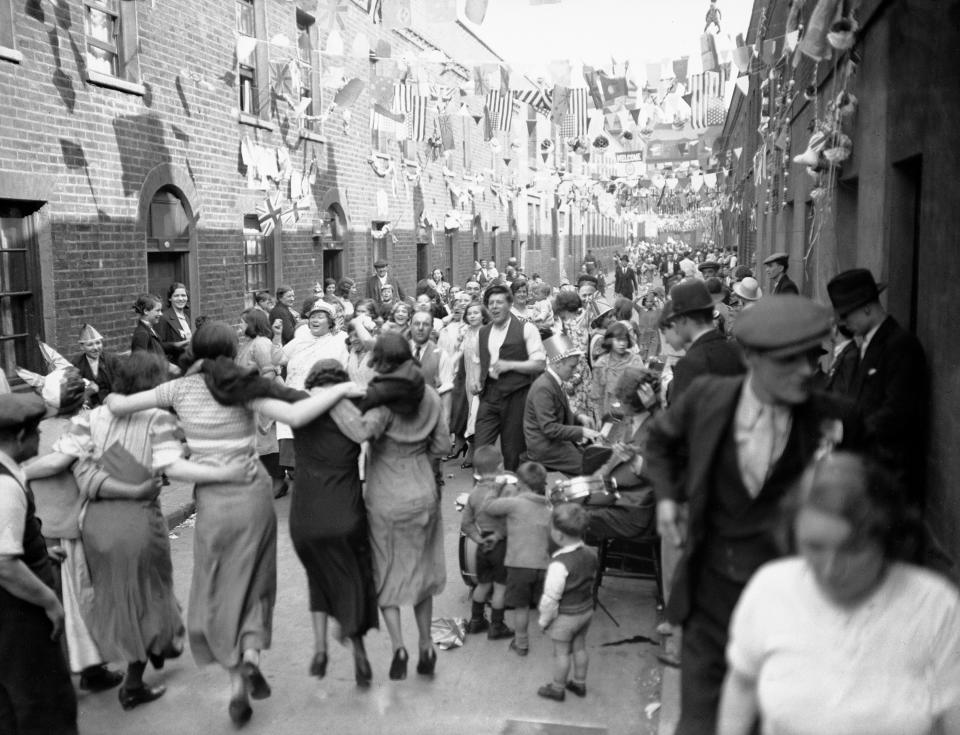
top-left (475, 284), bottom-right (546, 471)
top-left (645, 295), bottom-right (863, 735)
top-left (0, 393), bottom-right (77, 734)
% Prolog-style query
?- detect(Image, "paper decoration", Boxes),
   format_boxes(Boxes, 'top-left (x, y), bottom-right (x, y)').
top-left (270, 33), bottom-right (291, 49)
top-left (735, 76), bottom-right (749, 95)
top-left (350, 32), bottom-right (370, 59)
top-left (548, 59), bottom-right (572, 87)
top-left (237, 35), bottom-right (258, 64)
top-left (318, 0), bottom-right (348, 32)
top-left (325, 28), bottom-right (344, 56)
top-left (732, 34), bottom-right (752, 72)
top-left (799, 0), bottom-right (842, 61)
top-left (464, 0), bottom-right (489, 24)
top-left (334, 78), bottom-right (364, 107)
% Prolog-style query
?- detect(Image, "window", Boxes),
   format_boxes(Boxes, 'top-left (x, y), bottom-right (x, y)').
top-left (527, 106), bottom-right (538, 167)
top-left (237, 0), bottom-right (259, 115)
top-left (243, 215), bottom-right (274, 308)
top-left (0, 202), bottom-right (44, 383)
top-left (296, 10), bottom-right (323, 134)
top-left (461, 117), bottom-right (472, 173)
top-left (1, 0), bottom-right (20, 63)
top-left (83, 0), bottom-right (140, 87)
top-left (371, 221), bottom-right (389, 263)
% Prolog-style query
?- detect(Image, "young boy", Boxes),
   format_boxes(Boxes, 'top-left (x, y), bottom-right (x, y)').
top-left (460, 446), bottom-right (515, 639)
top-left (483, 461), bottom-right (552, 656)
top-left (536, 503), bottom-right (598, 701)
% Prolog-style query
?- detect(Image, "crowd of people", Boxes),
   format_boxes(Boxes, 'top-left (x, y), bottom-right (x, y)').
top-left (0, 238), bottom-right (958, 734)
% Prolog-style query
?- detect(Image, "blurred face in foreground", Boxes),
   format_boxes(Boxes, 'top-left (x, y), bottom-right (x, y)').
top-left (746, 348), bottom-right (818, 405)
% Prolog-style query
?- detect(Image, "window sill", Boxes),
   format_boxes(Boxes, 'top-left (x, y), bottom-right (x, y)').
top-left (0, 46), bottom-right (23, 64)
top-left (86, 70), bottom-right (146, 96)
top-left (239, 113), bottom-right (276, 132)
top-left (298, 129), bottom-right (326, 144)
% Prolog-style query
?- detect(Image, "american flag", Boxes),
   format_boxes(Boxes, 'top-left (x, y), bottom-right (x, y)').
top-left (689, 70), bottom-right (726, 129)
top-left (370, 83), bottom-right (400, 137)
top-left (559, 88), bottom-right (588, 137)
top-left (397, 84), bottom-right (429, 141)
top-left (485, 92), bottom-right (516, 132)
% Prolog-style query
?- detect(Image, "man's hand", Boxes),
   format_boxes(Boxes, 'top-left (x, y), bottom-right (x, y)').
top-left (581, 427), bottom-right (602, 443)
top-left (657, 499), bottom-right (684, 548)
top-left (44, 598), bottom-right (65, 642)
top-left (47, 546), bottom-right (67, 565)
top-left (577, 414), bottom-right (597, 430)
top-left (480, 532), bottom-right (502, 553)
top-left (488, 361), bottom-right (505, 379)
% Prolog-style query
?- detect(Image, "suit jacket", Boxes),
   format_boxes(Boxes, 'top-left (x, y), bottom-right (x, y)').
top-left (157, 307), bottom-right (190, 363)
top-left (772, 274), bottom-right (799, 295)
top-left (365, 274), bottom-right (406, 304)
top-left (71, 352), bottom-right (118, 407)
top-left (853, 316), bottom-right (927, 496)
top-left (614, 265), bottom-right (637, 299)
top-left (130, 322), bottom-right (166, 358)
top-left (669, 329), bottom-right (745, 402)
top-left (645, 374), bottom-right (863, 623)
top-left (268, 303), bottom-right (298, 345)
top-left (411, 340), bottom-right (442, 390)
top-left (523, 371), bottom-right (584, 475)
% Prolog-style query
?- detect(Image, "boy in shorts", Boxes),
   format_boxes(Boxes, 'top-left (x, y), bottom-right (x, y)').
top-left (460, 446), bottom-right (515, 639)
top-left (536, 503), bottom-right (599, 701)
top-left (484, 461), bottom-right (551, 656)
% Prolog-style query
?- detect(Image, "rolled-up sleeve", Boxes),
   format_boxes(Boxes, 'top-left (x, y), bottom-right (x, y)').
top-left (0, 477), bottom-right (27, 556)
top-left (523, 322), bottom-right (546, 362)
top-left (538, 559), bottom-right (569, 628)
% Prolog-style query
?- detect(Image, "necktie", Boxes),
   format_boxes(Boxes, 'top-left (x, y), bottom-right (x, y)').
top-left (415, 345), bottom-right (423, 362)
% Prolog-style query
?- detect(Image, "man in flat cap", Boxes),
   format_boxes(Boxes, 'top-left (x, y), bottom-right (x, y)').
top-left (0, 394), bottom-right (78, 733)
top-left (523, 335), bottom-right (602, 475)
top-left (666, 280), bottom-right (745, 402)
top-left (827, 268), bottom-right (928, 501)
top-left (697, 260), bottom-right (720, 280)
top-left (763, 252), bottom-right (799, 295)
top-left (645, 295), bottom-right (863, 735)
top-left (365, 259), bottom-right (406, 305)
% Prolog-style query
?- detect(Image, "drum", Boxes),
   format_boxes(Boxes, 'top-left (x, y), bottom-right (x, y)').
top-left (549, 475), bottom-right (615, 506)
top-left (458, 534), bottom-right (479, 588)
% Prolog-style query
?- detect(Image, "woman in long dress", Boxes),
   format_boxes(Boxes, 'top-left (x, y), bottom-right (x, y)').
top-left (288, 359), bottom-right (378, 686)
top-left (106, 322), bottom-right (362, 726)
top-left (333, 332), bottom-right (449, 681)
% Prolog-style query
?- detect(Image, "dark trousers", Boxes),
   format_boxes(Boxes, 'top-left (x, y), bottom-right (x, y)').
top-left (676, 566), bottom-right (752, 735)
top-left (0, 597), bottom-right (78, 735)
top-left (475, 387), bottom-right (529, 471)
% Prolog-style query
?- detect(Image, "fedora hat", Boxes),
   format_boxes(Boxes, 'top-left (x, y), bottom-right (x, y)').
top-left (827, 268), bottom-right (886, 317)
top-left (733, 277), bottom-right (762, 302)
top-left (669, 280), bottom-right (714, 317)
top-left (543, 334), bottom-right (584, 363)
top-left (735, 294), bottom-right (831, 358)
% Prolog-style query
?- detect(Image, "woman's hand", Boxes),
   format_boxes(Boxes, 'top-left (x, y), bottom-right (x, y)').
top-left (339, 382), bottom-right (366, 399)
top-left (134, 477), bottom-right (163, 501)
top-left (219, 458), bottom-right (258, 484)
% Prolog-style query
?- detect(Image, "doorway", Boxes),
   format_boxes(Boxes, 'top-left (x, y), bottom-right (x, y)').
top-left (416, 243), bottom-right (428, 282)
top-left (147, 187), bottom-right (192, 300)
top-left (322, 249), bottom-right (342, 282)
top-left (147, 252), bottom-right (188, 302)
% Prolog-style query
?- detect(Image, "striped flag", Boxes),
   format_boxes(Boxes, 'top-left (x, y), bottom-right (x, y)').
top-left (513, 86), bottom-right (552, 112)
top-left (485, 91), bottom-right (514, 132)
top-left (689, 70), bottom-right (725, 129)
top-left (397, 83), bottom-right (428, 141)
top-left (559, 88), bottom-right (588, 137)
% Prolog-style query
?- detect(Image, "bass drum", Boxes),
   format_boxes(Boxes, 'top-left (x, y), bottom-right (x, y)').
top-left (458, 534), bottom-right (479, 588)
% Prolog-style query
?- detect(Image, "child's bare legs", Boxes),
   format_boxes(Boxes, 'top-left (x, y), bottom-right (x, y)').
top-left (551, 640), bottom-right (572, 688)
top-left (471, 581), bottom-right (492, 604)
top-left (512, 607), bottom-right (530, 649)
top-left (491, 582), bottom-right (506, 608)
top-left (570, 628), bottom-right (588, 686)
top-left (467, 581), bottom-right (492, 633)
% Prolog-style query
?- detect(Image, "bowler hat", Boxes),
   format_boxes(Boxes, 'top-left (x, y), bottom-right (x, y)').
top-left (0, 392), bottom-right (46, 431)
top-left (543, 334), bottom-right (584, 363)
top-left (669, 280), bottom-right (714, 317)
top-left (698, 260), bottom-right (720, 272)
top-left (826, 268), bottom-right (886, 317)
top-left (735, 295), bottom-right (831, 358)
top-left (763, 252), bottom-right (789, 266)
top-left (373, 259), bottom-right (389, 268)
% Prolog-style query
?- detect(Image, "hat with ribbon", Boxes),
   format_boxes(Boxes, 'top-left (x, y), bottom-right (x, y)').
top-left (826, 268), bottom-right (886, 317)
top-left (543, 334), bottom-right (584, 363)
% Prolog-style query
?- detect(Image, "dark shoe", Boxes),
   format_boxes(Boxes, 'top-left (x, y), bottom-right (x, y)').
top-left (416, 647), bottom-right (436, 676)
top-left (118, 684), bottom-right (166, 710)
top-left (565, 681), bottom-right (587, 698)
top-left (228, 697), bottom-right (253, 727)
top-left (460, 460), bottom-right (473, 469)
top-left (508, 639), bottom-right (529, 657)
top-left (240, 661), bottom-right (271, 700)
top-left (537, 683), bottom-right (565, 702)
top-left (465, 617), bottom-right (489, 634)
top-left (487, 621), bottom-right (514, 640)
top-left (388, 647), bottom-right (408, 680)
top-left (309, 652), bottom-right (328, 679)
top-left (79, 665), bottom-right (124, 692)
top-left (442, 442), bottom-right (468, 462)
top-left (354, 653), bottom-right (372, 688)
top-left (148, 644), bottom-right (183, 671)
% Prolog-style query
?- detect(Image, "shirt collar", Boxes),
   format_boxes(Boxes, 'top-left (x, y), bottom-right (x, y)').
top-left (0, 449), bottom-right (26, 487)
top-left (551, 540), bottom-right (585, 558)
top-left (738, 374), bottom-right (789, 427)
top-left (546, 366), bottom-right (563, 385)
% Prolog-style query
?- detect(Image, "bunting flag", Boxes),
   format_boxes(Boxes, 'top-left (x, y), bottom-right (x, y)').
top-left (559, 88), bottom-right (588, 137)
top-left (550, 85), bottom-right (569, 125)
top-left (582, 65), bottom-right (604, 109)
top-left (280, 196), bottom-right (311, 227)
top-left (256, 192), bottom-right (283, 236)
top-left (597, 71), bottom-right (628, 106)
top-left (398, 83), bottom-right (429, 141)
top-left (318, 0), bottom-right (348, 32)
top-left (700, 33), bottom-right (719, 73)
top-left (485, 91), bottom-right (514, 132)
top-left (464, 0), bottom-right (489, 24)
top-left (513, 86), bottom-right (551, 112)
top-left (688, 69), bottom-right (725, 129)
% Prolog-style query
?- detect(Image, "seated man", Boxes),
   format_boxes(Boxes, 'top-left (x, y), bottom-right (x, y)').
top-left (523, 335), bottom-right (601, 476)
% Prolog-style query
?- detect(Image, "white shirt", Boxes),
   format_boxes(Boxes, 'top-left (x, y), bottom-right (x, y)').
top-left (538, 540), bottom-right (585, 628)
top-left (728, 558), bottom-right (960, 735)
top-left (734, 376), bottom-right (792, 497)
top-left (486, 317), bottom-right (546, 365)
top-left (86, 355), bottom-right (100, 379)
top-left (859, 319), bottom-right (883, 359)
top-left (0, 449), bottom-right (28, 556)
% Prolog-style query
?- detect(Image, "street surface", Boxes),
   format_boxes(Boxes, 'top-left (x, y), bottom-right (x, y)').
top-left (75, 460), bottom-right (663, 735)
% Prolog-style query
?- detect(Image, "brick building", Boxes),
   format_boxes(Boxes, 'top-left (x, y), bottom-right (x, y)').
top-left (715, 0), bottom-right (960, 561)
top-left (0, 0), bottom-right (627, 380)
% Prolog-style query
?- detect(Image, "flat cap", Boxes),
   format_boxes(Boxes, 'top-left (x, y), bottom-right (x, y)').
top-left (697, 260), bottom-right (720, 272)
top-left (763, 251), bottom-right (789, 265)
top-left (373, 259), bottom-right (389, 268)
top-left (735, 295), bottom-right (831, 358)
top-left (0, 393), bottom-right (46, 431)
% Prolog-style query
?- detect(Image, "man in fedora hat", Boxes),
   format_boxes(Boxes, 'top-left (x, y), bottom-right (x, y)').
top-left (0, 393), bottom-right (78, 733)
top-left (365, 259), bottom-right (406, 305)
top-left (763, 252), bottom-right (799, 295)
top-left (827, 268), bottom-right (928, 499)
top-left (666, 280), bottom-right (745, 402)
top-left (523, 335), bottom-right (603, 476)
top-left (645, 295), bottom-right (863, 735)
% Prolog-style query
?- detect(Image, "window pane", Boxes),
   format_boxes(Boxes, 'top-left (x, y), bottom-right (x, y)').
top-left (237, 0), bottom-right (255, 36)
top-left (239, 66), bottom-right (257, 114)
top-left (86, 6), bottom-right (116, 44)
top-left (0, 251), bottom-right (28, 293)
top-left (87, 44), bottom-right (116, 76)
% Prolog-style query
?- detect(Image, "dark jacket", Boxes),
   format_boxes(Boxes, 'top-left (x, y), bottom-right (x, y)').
top-left (70, 352), bottom-right (119, 407)
top-left (130, 321), bottom-right (166, 358)
top-left (853, 316), bottom-right (927, 499)
top-left (410, 339), bottom-right (442, 390)
top-left (644, 374), bottom-right (863, 623)
top-left (669, 329), bottom-right (744, 402)
top-left (772, 274), bottom-right (799, 295)
top-left (364, 274), bottom-right (406, 304)
top-left (523, 371), bottom-right (584, 476)
top-left (614, 264), bottom-right (637, 299)
top-left (268, 303), bottom-right (298, 345)
top-left (157, 307), bottom-right (190, 364)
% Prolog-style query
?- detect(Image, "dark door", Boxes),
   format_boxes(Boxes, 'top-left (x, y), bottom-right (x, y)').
top-left (322, 250), bottom-right (343, 282)
top-left (147, 252), bottom-right (187, 301)
top-left (416, 243), bottom-right (428, 282)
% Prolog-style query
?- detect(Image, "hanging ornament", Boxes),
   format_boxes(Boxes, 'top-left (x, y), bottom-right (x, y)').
top-left (827, 18), bottom-right (858, 51)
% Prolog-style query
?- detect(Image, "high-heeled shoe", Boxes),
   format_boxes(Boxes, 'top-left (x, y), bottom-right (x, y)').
top-left (354, 653), bottom-right (372, 687)
top-left (228, 696), bottom-right (253, 727)
top-left (416, 646), bottom-right (437, 676)
top-left (442, 442), bottom-right (468, 462)
top-left (388, 647), bottom-right (408, 681)
top-left (309, 652), bottom-right (328, 679)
